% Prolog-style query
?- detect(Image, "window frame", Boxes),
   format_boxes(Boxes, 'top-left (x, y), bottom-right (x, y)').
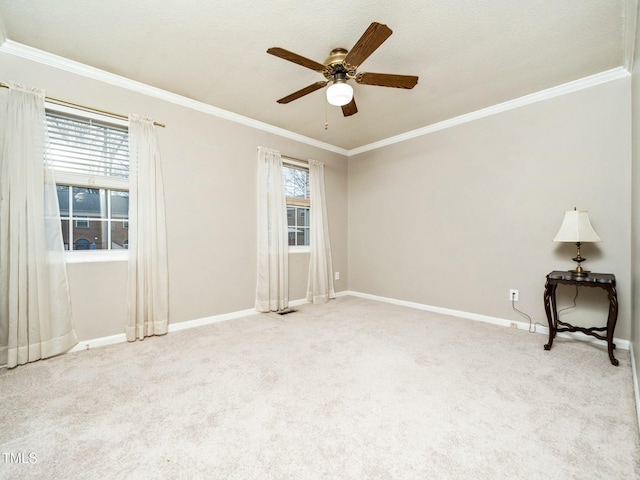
top-left (58, 185), bottom-right (130, 253)
top-left (46, 102), bottom-right (130, 262)
top-left (282, 158), bottom-right (311, 253)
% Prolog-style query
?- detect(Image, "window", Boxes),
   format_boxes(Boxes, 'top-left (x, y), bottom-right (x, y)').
top-left (45, 107), bottom-right (129, 252)
top-left (57, 186), bottom-right (129, 250)
top-left (282, 162), bottom-right (310, 247)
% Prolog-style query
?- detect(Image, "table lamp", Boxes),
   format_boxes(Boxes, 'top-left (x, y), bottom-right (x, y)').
top-left (553, 208), bottom-right (601, 276)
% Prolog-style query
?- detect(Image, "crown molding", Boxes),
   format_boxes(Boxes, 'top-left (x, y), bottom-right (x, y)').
top-left (347, 67), bottom-right (631, 157)
top-left (1, 40), bottom-right (629, 158)
top-left (0, 40), bottom-right (348, 156)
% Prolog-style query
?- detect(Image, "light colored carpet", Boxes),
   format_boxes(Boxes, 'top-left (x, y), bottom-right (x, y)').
top-left (1, 296), bottom-right (638, 479)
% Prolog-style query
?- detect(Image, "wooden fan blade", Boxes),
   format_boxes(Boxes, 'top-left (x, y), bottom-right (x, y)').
top-left (277, 81), bottom-right (328, 104)
top-left (267, 47), bottom-right (326, 72)
top-left (356, 72), bottom-right (419, 89)
top-left (341, 97), bottom-right (358, 117)
top-left (343, 22), bottom-right (393, 68)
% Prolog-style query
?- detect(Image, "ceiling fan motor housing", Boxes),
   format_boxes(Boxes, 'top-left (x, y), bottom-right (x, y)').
top-left (323, 48), bottom-right (356, 80)
top-left (267, 22), bottom-right (418, 116)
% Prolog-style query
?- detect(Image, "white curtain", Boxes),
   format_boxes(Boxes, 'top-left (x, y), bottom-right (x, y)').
top-left (255, 146), bottom-right (289, 312)
top-left (126, 114), bottom-right (169, 341)
top-left (0, 82), bottom-right (77, 368)
top-left (307, 159), bottom-right (335, 304)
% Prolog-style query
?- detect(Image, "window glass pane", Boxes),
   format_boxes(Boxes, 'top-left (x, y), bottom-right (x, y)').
top-left (111, 221), bottom-right (129, 249)
top-left (110, 190), bottom-right (129, 218)
top-left (73, 220), bottom-right (107, 250)
top-left (297, 227), bottom-right (309, 246)
top-left (283, 165), bottom-right (309, 200)
top-left (287, 207), bottom-right (295, 226)
top-left (72, 187), bottom-right (106, 218)
top-left (297, 207), bottom-right (310, 227)
top-left (293, 169), bottom-right (308, 198)
top-left (61, 219), bottom-right (70, 250)
top-left (57, 185), bottom-right (70, 216)
top-left (285, 206), bottom-right (311, 247)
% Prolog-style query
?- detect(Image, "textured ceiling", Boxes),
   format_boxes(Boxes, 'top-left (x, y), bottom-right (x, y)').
top-left (0, 0), bottom-right (627, 150)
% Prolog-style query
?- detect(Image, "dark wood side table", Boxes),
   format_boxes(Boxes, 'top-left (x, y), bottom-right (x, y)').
top-left (543, 271), bottom-right (619, 366)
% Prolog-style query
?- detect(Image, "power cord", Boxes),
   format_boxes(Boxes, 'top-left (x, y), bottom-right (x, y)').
top-left (510, 291), bottom-right (545, 333)
top-left (557, 285), bottom-right (579, 316)
top-left (510, 286), bottom-right (578, 333)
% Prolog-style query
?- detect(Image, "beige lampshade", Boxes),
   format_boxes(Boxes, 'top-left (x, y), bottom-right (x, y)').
top-left (553, 210), bottom-right (601, 243)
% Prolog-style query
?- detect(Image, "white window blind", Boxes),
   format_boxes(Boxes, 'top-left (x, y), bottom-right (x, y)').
top-left (46, 110), bottom-right (129, 188)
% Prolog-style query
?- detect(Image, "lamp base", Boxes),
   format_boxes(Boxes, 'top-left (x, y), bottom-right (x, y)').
top-left (570, 242), bottom-right (590, 277)
top-left (568, 269), bottom-right (590, 277)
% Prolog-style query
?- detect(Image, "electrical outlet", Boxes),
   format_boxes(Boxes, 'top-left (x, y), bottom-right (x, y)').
top-left (335, 272), bottom-right (340, 281)
top-left (510, 289), bottom-right (519, 302)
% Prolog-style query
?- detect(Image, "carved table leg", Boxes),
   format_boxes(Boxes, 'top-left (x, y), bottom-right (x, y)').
top-left (606, 285), bottom-right (619, 366)
top-left (543, 280), bottom-right (556, 351)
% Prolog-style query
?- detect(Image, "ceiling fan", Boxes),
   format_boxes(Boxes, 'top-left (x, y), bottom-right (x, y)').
top-left (267, 22), bottom-right (418, 117)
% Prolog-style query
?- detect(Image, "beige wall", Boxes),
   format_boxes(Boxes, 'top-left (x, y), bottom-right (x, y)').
top-left (0, 52), bottom-right (349, 341)
top-left (348, 78), bottom-right (633, 339)
top-left (1, 49), bottom-right (634, 345)
top-left (632, 3), bottom-right (640, 370)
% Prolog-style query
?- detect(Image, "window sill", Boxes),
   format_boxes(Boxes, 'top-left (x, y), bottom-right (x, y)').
top-left (289, 246), bottom-right (310, 254)
top-left (65, 250), bottom-right (128, 263)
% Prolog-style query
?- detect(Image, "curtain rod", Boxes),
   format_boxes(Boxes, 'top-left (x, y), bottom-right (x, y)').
top-left (0, 81), bottom-right (166, 128)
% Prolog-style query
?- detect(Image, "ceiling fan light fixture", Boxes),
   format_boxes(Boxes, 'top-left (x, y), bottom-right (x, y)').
top-left (326, 80), bottom-right (353, 107)
top-left (268, 22), bottom-right (417, 116)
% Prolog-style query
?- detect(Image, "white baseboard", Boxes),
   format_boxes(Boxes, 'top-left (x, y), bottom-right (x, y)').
top-left (68, 307), bottom-right (263, 353)
top-left (289, 298), bottom-right (309, 307)
top-left (167, 308), bottom-right (259, 333)
top-left (66, 292), bottom-right (352, 354)
top-left (345, 290), bottom-right (631, 350)
top-left (631, 342), bottom-right (640, 435)
top-left (61, 289), bottom-right (630, 366)
top-left (68, 333), bottom-right (127, 353)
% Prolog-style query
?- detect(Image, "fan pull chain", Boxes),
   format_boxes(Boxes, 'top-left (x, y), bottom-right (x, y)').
top-left (324, 97), bottom-right (328, 130)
